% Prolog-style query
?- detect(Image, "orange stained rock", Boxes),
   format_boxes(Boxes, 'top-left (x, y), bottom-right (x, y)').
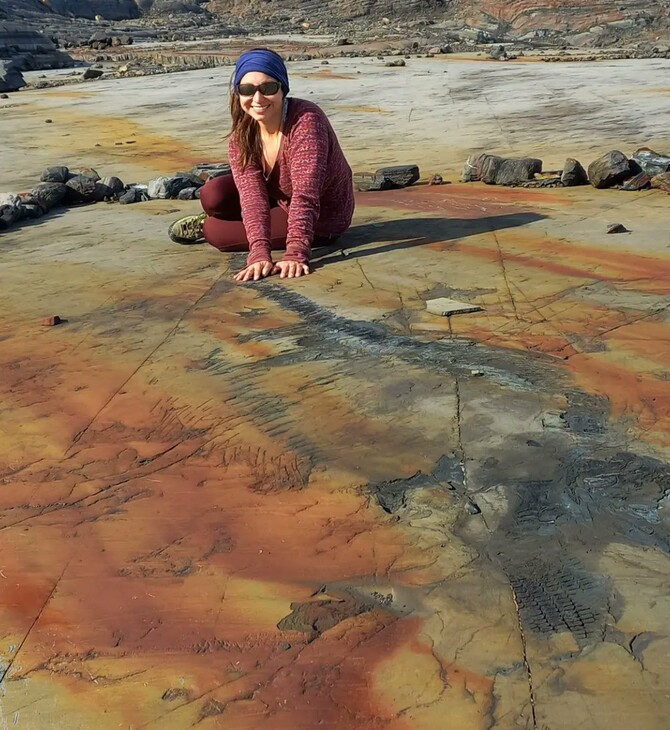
top-left (13, 103), bottom-right (203, 173)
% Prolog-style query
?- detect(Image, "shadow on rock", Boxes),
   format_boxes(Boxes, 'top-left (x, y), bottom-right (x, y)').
top-left (312, 212), bottom-right (547, 268)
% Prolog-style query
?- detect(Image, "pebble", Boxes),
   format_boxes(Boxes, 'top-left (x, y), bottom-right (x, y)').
top-left (607, 223), bottom-right (629, 234)
top-left (466, 500), bottom-right (482, 515)
top-left (42, 315), bottom-right (65, 326)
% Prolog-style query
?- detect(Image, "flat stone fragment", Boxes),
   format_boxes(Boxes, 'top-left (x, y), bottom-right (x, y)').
top-left (426, 297), bottom-right (482, 316)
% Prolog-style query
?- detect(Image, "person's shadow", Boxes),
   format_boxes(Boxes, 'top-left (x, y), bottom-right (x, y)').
top-left (312, 212), bottom-right (546, 268)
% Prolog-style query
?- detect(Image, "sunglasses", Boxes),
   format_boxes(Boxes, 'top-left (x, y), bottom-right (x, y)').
top-left (237, 81), bottom-right (281, 97)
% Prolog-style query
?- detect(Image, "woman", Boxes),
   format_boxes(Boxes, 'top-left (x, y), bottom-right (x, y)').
top-left (168, 48), bottom-right (355, 282)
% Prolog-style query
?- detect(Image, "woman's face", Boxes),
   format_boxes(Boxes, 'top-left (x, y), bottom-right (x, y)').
top-left (237, 71), bottom-right (284, 126)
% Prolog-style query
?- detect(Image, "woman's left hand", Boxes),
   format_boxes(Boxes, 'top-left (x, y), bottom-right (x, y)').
top-left (273, 260), bottom-right (311, 278)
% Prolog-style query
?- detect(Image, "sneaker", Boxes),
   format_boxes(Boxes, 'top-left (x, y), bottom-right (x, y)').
top-left (168, 212), bottom-right (207, 245)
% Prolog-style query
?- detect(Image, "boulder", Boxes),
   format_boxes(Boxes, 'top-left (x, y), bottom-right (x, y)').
top-left (118, 188), bottom-right (139, 204)
top-left (30, 182), bottom-right (68, 211)
top-left (64, 174), bottom-right (99, 204)
top-left (147, 176), bottom-right (170, 198)
top-left (83, 68), bottom-right (104, 80)
top-left (488, 44), bottom-right (508, 60)
top-left (561, 158), bottom-right (588, 186)
top-left (493, 157), bottom-right (542, 185)
top-left (98, 176), bottom-right (125, 197)
top-left (587, 150), bottom-right (631, 188)
top-left (0, 193), bottom-right (23, 229)
top-left (631, 148), bottom-right (670, 177)
top-left (480, 155), bottom-right (504, 184)
top-left (173, 171), bottom-right (204, 188)
top-left (462, 152), bottom-right (487, 182)
top-left (148, 175), bottom-right (199, 199)
top-left (70, 167), bottom-right (100, 181)
top-left (17, 193), bottom-right (44, 219)
top-left (40, 165), bottom-right (70, 183)
top-left (0, 60), bottom-right (26, 93)
top-left (651, 172), bottom-right (670, 193)
top-left (353, 164), bottom-right (420, 191)
top-left (191, 162), bottom-right (231, 181)
top-left (621, 171), bottom-right (652, 191)
top-left (177, 187), bottom-right (198, 200)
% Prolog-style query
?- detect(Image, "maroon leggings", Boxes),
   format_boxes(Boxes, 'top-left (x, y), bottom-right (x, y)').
top-left (199, 174), bottom-right (288, 252)
top-left (199, 174), bottom-right (338, 253)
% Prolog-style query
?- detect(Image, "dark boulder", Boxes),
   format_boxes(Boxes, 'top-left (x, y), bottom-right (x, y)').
top-left (587, 150), bottom-right (631, 188)
top-left (354, 165), bottom-right (420, 191)
top-left (494, 157), bottom-right (542, 185)
top-left (83, 68), bottom-right (104, 80)
top-left (64, 174), bottom-right (99, 204)
top-left (0, 60), bottom-right (26, 93)
top-left (31, 182), bottom-right (68, 211)
top-left (40, 165), bottom-right (70, 183)
top-left (0, 193), bottom-right (23, 229)
top-left (173, 171), bottom-right (205, 188)
top-left (480, 155), bottom-right (504, 184)
top-left (98, 176), bottom-right (125, 198)
top-left (561, 158), bottom-right (588, 186)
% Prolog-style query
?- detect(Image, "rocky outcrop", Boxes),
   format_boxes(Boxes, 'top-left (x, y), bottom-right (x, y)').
top-left (35, 0), bottom-right (140, 20)
top-left (0, 60), bottom-right (26, 91)
top-left (456, 0), bottom-right (669, 43)
top-left (0, 23), bottom-right (75, 70)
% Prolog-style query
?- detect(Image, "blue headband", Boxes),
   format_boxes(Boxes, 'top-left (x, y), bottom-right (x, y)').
top-left (233, 49), bottom-right (290, 96)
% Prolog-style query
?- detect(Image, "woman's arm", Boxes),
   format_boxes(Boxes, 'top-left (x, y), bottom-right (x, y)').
top-left (228, 136), bottom-right (273, 265)
top-left (282, 109), bottom-right (330, 265)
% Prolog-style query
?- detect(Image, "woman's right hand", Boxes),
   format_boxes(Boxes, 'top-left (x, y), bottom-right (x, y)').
top-left (234, 260), bottom-right (274, 282)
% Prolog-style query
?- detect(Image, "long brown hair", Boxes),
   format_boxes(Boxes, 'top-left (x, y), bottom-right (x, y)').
top-left (226, 89), bottom-right (262, 171)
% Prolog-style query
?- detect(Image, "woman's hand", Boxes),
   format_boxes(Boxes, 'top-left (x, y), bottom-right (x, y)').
top-left (273, 260), bottom-right (311, 278)
top-left (234, 260), bottom-right (274, 282)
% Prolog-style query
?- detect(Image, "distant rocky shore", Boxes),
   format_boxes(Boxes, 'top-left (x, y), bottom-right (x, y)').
top-left (2, 0), bottom-right (670, 92)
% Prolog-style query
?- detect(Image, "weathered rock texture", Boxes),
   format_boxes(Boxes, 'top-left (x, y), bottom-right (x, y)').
top-left (2, 0), bottom-right (669, 42)
top-left (0, 23), bottom-right (75, 70)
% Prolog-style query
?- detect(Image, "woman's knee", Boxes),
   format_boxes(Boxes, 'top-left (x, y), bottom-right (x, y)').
top-left (200, 174), bottom-right (241, 219)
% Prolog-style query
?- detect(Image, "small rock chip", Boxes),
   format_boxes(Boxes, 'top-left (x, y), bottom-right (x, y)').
top-left (606, 223), bottom-right (629, 234)
top-left (428, 174), bottom-right (443, 185)
top-left (466, 500), bottom-right (481, 515)
top-left (426, 297), bottom-right (482, 316)
top-left (83, 68), bottom-right (104, 80)
top-left (42, 315), bottom-right (64, 326)
top-left (45, 119), bottom-right (53, 123)
top-left (384, 59), bottom-right (406, 67)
